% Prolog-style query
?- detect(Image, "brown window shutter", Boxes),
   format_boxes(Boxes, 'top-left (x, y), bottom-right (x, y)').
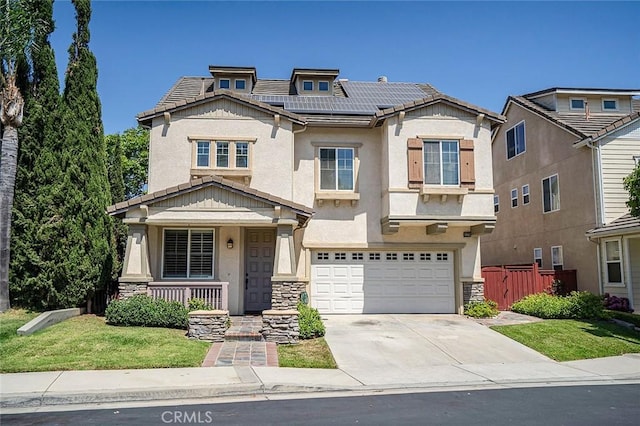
top-left (407, 138), bottom-right (423, 188)
top-left (460, 139), bottom-right (475, 189)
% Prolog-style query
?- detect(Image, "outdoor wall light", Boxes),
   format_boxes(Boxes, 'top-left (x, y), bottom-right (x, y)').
top-left (227, 238), bottom-right (234, 249)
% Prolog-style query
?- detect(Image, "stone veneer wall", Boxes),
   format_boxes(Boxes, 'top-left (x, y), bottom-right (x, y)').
top-left (271, 281), bottom-right (306, 310)
top-left (262, 309), bottom-right (299, 344)
top-left (187, 310), bottom-right (229, 342)
top-left (463, 281), bottom-right (485, 304)
top-left (118, 282), bottom-right (149, 299)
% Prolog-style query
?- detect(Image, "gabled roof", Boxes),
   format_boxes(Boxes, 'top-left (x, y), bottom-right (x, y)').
top-left (576, 111), bottom-right (640, 146)
top-left (137, 89), bottom-right (306, 126)
top-left (586, 214), bottom-right (640, 238)
top-left (523, 87), bottom-right (640, 98)
top-left (107, 175), bottom-right (314, 222)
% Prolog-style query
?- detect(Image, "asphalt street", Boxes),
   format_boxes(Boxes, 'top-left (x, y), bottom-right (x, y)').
top-left (3, 384), bottom-right (639, 426)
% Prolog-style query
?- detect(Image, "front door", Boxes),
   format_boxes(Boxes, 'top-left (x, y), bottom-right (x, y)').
top-left (244, 229), bottom-right (275, 312)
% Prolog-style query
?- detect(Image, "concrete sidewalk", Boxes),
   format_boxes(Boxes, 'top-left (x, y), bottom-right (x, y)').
top-left (2, 354), bottom-right (640, 409)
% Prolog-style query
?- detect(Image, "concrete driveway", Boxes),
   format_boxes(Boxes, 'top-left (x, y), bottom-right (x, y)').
top-left (322, 314), bottom-right (550, 386)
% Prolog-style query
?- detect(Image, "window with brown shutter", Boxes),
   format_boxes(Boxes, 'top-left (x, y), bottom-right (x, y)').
top-left (407, 138), bottom-right (423, 188)
top-left (459, 139), bottom-right (475, 189)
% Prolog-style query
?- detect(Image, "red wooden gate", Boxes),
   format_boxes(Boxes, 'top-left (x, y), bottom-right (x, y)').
top-left (482, 264), bottom-right (577, 310)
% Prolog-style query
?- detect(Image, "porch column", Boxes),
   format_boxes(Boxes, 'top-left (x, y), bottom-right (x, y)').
top-left (119, 224), bottom-right (153, 299)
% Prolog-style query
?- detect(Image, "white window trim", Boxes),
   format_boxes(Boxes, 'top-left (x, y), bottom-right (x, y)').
top-left (569, 97), bottom-right (586, 111)
top-left (318, 147), bottom-right (355, 192)
top-left (511, 188), bottom-right (518, 208)
top-left (551, 245), bottom-right (563, 270)
top-left (603, 238), bottom-right (625, 287)
top-left (494, 194), bottom-right (499, 213)
top-left (634, 155), bottom-right (640, 166)
top-left (505, 121), bottom-right (526, 160)
top-left (542, 174), bottom-right (560, 213)
top-left (195, 140), bottom-right (210, 168)
top-left (533, 248), bottom-right (543, 268)
top-left (189, 137), bottom-right (255, 172)
top-left (522, 184), bottom-right (530, 205)
top-left (161, 228), bottom-right (215, 280)
top-left (318, 80), bottom-right (330, 91)
top-left (423, 139), bottom-right (461, 186)
top-left (312, 142), bottom-right (361, 205)
top-left (602, 98), bottom-right (619, 111)
top-left (302, 80), bottom-right (314, 91)
top-left (234, 79), bottom-right (246, 90)
top-left (219, 79), bottom-right (230, 89)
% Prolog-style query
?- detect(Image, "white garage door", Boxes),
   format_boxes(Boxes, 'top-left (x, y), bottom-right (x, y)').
top-left (311, 250), bottom-right (455, 314)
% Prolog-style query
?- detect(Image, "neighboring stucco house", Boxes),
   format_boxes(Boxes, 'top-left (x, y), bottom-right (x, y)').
top-left (481, 87), bottom-right (640, 309)
top-left (108, 66), bottom-right (504, 315)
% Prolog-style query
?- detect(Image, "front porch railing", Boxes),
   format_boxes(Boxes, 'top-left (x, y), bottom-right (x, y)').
top-left (147, 282), bottom-right (229, 310)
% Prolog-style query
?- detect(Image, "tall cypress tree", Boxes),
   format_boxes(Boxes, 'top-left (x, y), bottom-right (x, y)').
top-left (10, 0), bottom-right (61, 309)
top-left (44, 0), bottom-right (113, 308)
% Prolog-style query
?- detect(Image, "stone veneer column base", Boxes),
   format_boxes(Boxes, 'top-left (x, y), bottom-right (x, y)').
top-left (118, 282), bottom-right (149, 299)
top-left (262, 309), bottom-right (300, 344)
top-left (187, 310), bottom-right (229, 342)
top-left (463, 281), bottom-right (485, 304)
top-left (271, 281), bottom-right (306, 310)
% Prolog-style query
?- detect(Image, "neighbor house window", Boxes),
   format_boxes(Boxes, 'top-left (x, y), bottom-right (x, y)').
top-left (506, 121), bottom-right (526, 160)
top-left (522, 184), bottom-right (530, 205)
top-left (320, 148), bottom-right (354, 190)
top-left (424, 140), bottom-right (459, 185)
top-left (542, 174), bottom-right (560, 213)
top-left (219, 79), bottom-right (230, 89)
top-left (319, 81), bottom-right (330, 92)
top-left (303, 81), bottom-right (313, 91)
top-left (534, 248), bottom-right (542, 268)
top-left (634, 156), bottom-right (640, 166)
top-left (602, 99), bottom-right (618, 111)
top-left (216, 142), bottom-right (229, 168)
top-left (605, 240), bottom-right (623, 284)
top-left (494, 195), bottom-right (499, 213)
top-left (570, 98), bottom-right (585, 110)
top-left (196, 141), bottom-right (210, 167)
top-left (551, 246), bottom-right (563, 271)
top-left (235, 79), bottom-right (246, 90)
top-left (236, 142), bottom-right (249, 168)
top-left (163, 229), bottom-right (214, 278)
top-left (511, 188), bottom-right (518, 208)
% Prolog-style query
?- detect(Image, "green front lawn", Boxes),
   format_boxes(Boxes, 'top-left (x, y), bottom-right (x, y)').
top-left (278, 337), bottom-right (337, 368)
top-left (492, 319), bottom-right (640, 362)
top-left (0, 310), bottom-right (210, 373)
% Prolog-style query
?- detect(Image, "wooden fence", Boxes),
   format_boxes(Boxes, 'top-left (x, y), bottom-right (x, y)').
top-left (147, 282), bottom-right (229, 310)
top-left (482, 264), bottom-right (577, 310)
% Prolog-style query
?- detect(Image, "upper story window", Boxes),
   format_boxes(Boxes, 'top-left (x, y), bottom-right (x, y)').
top-left (236, 142), bottom-right (249, 168)
top-left (424, 140), bottom-right (459, 185)
top-left (542, 174), bottom-right (560, 213)
top-left (219, 79), bottom-right (230, 89)
top-left (318, 81), bottom-right (330, 92)
top-left (570, 98), bottom-right (586, 110)
top-left (190, 138), bottom-right (253, 175)
top-left (235, 79), bottom-right (246, 90)
top-left (522, 184), bottom-right (530, 205)
top-left (494, 195), bottom-right (499, 213)
top-left (511, 188), bottom-right (518, 208)
top-left (163, 229), bottom-right (214, 279)
top-left (216, 142), bottom-right (229, 168)
top-left (303, 81), bottom-right (313, 91)
top-left (506, 121), bottom-right (526, 160)
top-left (602, 99), bottom-right (618, 111)
top-left (196, 141), bottom-right (210, 167)
top-left (320, 147), bottom-right (354, 191)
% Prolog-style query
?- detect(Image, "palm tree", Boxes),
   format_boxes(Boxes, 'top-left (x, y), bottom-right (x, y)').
top-left (0, 0), bottom-right (38, 311)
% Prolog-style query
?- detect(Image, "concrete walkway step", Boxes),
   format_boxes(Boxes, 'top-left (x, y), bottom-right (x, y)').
top-left (225, 315), bottom-right (264, 342)
top-left (202, 342), bottom-right (279, 367)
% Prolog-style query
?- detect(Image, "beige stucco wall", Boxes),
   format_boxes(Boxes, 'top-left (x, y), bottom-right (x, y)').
top-left (482, 103), bottom-right (599, 293)
top-left (148, 99), bottom-right (295, 200)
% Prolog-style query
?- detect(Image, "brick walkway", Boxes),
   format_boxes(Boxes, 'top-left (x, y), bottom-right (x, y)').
top-left (201, 342), bottom-right (279, 367)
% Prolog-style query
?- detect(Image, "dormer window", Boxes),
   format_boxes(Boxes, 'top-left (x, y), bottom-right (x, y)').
top-left (235, 79), bottom-right (246, 90)
top-left (303, 81), bottom-right (313, 91)
top-left (219, 79), bottom-right (230, 89)
top-left (602, 99), bottom-right (618, 111)
top-left (319, 81), bottom-right (330, 92)
top-left (570, 98), bottom-right (585, 110)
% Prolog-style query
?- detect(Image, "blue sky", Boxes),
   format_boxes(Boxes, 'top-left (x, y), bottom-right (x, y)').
top-left (49, 1), bottom-right (640, 135)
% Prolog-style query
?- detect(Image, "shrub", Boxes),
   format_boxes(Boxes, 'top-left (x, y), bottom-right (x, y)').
top-left (105, 295), bottom-right (188, 329)
top-left (188, 298), bottom-right (213, 311)
top-left (297, 302), bottom-right (325, 339)
top-left (603, 294), bottom-right (633, 313)
top-left (464, 300), bottom-right (499, 318)
top-left (511, 291), bottom-right (605, 319)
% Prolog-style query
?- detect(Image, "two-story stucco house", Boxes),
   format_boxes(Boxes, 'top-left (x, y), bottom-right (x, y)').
top-left (108, 66), bottom-right (505, 315)
top-left (481, 88), bottom-right (640, 309)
